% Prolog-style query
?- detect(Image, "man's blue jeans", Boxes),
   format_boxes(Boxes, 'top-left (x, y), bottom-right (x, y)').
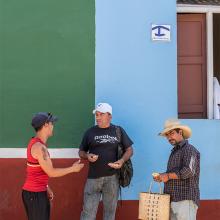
top-left (171, 200), bottom-right (198, 220)
top-left (80, 174), bottom-right (119, 220)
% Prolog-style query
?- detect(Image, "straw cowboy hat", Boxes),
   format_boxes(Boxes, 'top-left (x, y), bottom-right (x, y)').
top-left (159, 119), bottom-right (192, 139)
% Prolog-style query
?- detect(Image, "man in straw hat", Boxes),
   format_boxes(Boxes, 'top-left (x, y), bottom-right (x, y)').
top-left (153, 119), bottom-right (200, 220)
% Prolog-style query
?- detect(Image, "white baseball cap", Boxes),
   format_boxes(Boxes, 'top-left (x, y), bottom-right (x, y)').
top-left (92, 103), bottom-right (112, 115)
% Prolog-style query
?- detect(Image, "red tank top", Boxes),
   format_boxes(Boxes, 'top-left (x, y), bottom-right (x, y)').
top-left (23, 137), bottom-right (49, 192)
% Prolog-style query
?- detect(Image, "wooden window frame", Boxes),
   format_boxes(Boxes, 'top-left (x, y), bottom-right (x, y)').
top-left (177, 4), bottom-right (220, 119)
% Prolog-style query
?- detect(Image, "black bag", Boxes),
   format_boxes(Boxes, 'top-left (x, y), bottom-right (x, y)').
top-left (115, 126), bottom-right (133, 187)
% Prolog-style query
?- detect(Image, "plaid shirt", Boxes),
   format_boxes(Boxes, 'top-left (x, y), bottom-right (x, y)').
top-left (164, 140), bottom-right (200, 206)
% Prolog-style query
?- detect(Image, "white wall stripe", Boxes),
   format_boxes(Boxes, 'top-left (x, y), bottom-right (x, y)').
top-left (0, 148), bottom-right (79, 158)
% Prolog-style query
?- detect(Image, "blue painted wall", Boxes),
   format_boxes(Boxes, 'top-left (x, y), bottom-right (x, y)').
top-left (96, 0), bottom-right (220, 200)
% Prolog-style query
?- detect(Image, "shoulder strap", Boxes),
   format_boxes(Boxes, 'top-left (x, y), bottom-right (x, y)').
top-left (115, 125), bottom-right (122, 143)
top-left (116, 125), bottom-right (126, 153)
top-left (115, 126), bottom-right (123, 205)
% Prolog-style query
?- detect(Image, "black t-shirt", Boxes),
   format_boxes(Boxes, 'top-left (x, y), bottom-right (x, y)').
top-left (80, 124), bottom-right (133, 178)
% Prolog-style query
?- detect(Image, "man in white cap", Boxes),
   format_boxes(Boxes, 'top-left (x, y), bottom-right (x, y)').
top-left (153, 119), bottom-right (200, 220)
top-left (79, 103), bottom-right (133, 220)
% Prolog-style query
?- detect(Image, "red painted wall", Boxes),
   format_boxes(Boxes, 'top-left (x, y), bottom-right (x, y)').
top-left (0, 158), bottom-right (219, 220)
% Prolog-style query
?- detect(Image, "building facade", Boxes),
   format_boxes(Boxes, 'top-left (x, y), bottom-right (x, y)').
top-left (0, 0), bottom-right (220, 219)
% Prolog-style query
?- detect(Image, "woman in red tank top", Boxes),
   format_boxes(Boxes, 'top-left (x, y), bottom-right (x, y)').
top-left (22, 112), bottom-right (84, 220)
